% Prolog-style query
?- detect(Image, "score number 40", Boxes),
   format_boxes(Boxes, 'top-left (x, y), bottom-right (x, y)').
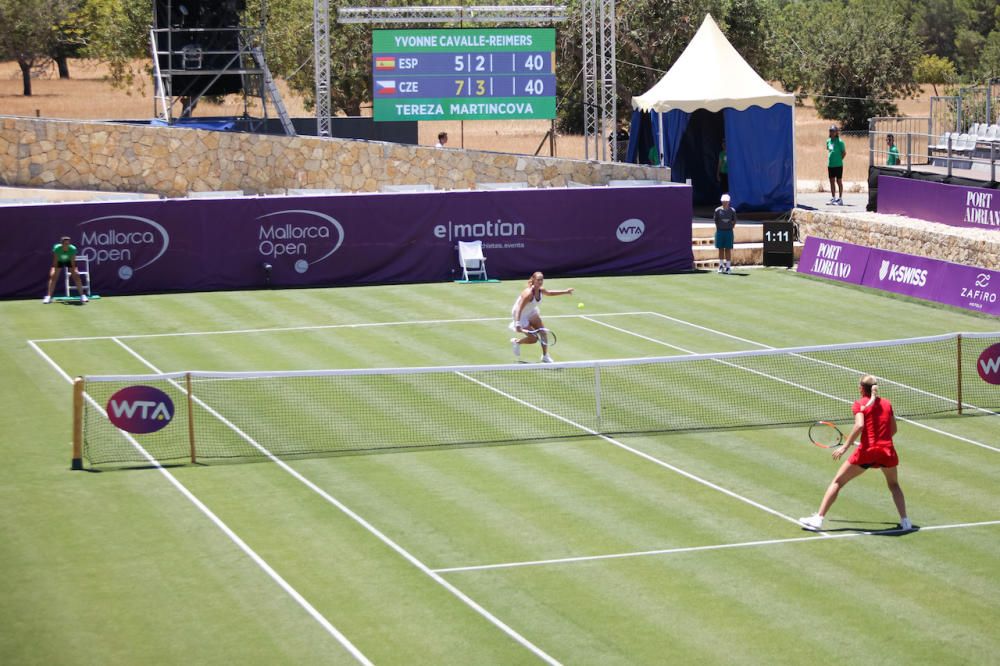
top-left (454, 79), bottom-right (546, 96)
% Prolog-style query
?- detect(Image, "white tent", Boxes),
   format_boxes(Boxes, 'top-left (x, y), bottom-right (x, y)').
top-left (629, 14), bottom-right (796, 211)
top-left (632, 14), bottom-right (793, 113)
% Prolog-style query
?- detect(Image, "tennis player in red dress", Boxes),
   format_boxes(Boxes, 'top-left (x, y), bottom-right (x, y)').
top-left (800, 375), bottom-right (912, 531)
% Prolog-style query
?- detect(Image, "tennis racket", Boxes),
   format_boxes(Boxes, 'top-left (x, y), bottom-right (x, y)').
top-left (808, 421), bottom-right (844, 449)
top-left (522, 327), bottom-right (557, 346)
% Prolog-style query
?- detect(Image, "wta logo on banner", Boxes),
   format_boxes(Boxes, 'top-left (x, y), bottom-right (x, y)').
top-left (616, 218), bottom-right (645, 243)
top-left (106, 386), bottom-right (174, 434)
top-left (77, 215), bottom-right (170, 281)
top-left (978, 343), bottom-right (1000, 385)
top-left (256, 210), bottom-right (345, 274)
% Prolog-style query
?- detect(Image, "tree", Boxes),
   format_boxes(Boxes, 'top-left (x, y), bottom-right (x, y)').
top-left (773, 0), bottom-right (920, 130)
top-left (914, 54), bottom-right (958, 95)
top-left (78, 0), bottom-right (152, 90)
top-left (0, 0), bottom-right (78, 95)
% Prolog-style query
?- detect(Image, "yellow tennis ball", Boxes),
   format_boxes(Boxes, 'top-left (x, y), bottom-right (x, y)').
top-left (577, 302), bottom-right (585, 309)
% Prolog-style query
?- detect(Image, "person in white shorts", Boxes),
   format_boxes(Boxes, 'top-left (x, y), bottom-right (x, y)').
top-left (510, 271), bottom-right (574, 363)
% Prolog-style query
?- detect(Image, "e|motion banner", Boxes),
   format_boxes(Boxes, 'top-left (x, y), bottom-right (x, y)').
top-left (797, 237), bottom-right (1000, 316)
top-left (878, 175), bottom-right (1000, 231)
top-left (0, 185), bottom-right (693, 298)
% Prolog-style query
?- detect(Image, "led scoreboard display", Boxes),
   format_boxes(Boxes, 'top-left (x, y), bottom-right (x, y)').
top-left (372, 28), bottom-right (557, 121)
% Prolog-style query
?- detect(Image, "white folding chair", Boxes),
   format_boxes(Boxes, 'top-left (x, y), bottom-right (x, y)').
top-left (457, 240), bottom-right (488, 282)
top-left (65, 255), bottom-right (92, 298)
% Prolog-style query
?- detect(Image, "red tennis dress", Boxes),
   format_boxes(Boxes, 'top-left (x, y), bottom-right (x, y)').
top-left (848, 396), bottom-right (899, 468)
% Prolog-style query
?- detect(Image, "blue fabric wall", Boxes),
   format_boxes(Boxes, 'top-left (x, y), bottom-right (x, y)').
top-left (627, 104), bottom-right (793, 212)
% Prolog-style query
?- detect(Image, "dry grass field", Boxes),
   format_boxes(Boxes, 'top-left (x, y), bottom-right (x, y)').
top-left (1, 59), bottom-right (936, 190)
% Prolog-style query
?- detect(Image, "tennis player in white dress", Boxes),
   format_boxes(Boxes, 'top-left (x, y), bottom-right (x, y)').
top-left (510, 271), bottom-right (574, 363)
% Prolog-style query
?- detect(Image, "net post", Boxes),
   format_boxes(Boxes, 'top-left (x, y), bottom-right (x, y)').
top-left (186, 373), bottom-right (196, 464)
top-left (72, 377), bottom-right (84, 471)
top-left (956, 334), bottom-right (963, 415)
top-left (594, 364), bottom-right (602, 426)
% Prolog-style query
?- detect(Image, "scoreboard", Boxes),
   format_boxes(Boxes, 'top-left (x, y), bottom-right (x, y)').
top-left (372, 28), bottom-right (557, 122)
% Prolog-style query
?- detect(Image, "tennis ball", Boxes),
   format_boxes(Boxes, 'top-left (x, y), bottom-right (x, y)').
top-left (577, 302), bottom-right (585, 309)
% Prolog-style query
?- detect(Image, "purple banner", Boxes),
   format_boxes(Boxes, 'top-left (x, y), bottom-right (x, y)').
top-left (878, 175), bottom-right (1000, 231)
top-left (0, 186), bottom-right (693, 299)
top-left (798, 237), bottom-right (1000, 316)
top-left (794, 237), bottom-right (867, 285)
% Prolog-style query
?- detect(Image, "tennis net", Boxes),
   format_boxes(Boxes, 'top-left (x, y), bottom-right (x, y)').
top-left (73, 331), bottom-right (1000, 468)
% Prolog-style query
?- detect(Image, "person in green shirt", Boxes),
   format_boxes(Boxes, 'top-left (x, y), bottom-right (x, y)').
top-left (717, 138), bottom-right (729, 195)
top-left (886, 134), bottom-right (900, 166)
top-left (44, 236), bottom-right (88, 304)
top-left (826, 125), bottom-right (847, 205)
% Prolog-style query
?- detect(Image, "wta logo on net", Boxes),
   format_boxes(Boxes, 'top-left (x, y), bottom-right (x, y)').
top-left (978, 342), bottom-right (1000, 385)
top-left (106, 385), bottom-right (175, 434)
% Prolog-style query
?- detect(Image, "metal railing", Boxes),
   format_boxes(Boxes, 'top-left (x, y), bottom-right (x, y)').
top-left (868, 116), bottom-right (1000, 182)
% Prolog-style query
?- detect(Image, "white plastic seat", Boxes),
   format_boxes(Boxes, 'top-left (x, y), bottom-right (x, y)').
top-left (457, 240), bottom-right (488, 282)
top-left (953, 134), bottom-right (972, 152)
top-left (931, 132), bottom-right (950, 150)
top-left (65, 255), bottom-right (91, 298)
top-left (986, 125), bottom-right (1000, 142)
top-left (976, 123), bottom-right (991, 140)
top-left (380, 184), bottom-right (434, 192)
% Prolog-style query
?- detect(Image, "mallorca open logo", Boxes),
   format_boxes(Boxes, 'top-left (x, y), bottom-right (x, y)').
top-left (977, 342), bottom-right (1000, 385)
top-left (256, 209), bottom-right (345, 274)
top-left (616, 218), bottom-right (645, 242)
top-left (77, 215), bottom-right (171, 281)
top-left (106, 385), bottom-right (175, 434)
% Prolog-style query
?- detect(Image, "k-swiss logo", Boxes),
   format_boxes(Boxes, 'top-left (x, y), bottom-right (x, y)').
top-left (977, 342), bottom-right (1000, 385)
top-left (616, 218), bottom-right (645, 242)
top-left (106, 385), bottom-right (175, 434)
top-left (878, 259), bottom-right (928, 287)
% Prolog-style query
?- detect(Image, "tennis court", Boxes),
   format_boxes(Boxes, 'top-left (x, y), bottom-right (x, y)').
top-left (5, 270), bottom-right (1000, 664)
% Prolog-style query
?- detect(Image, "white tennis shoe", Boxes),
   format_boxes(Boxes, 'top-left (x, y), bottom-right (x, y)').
top-left (42, 295), bottom-right (51, 304)
top-left (899, 517), bottom-right (913, 530)
top-left (541, 355), bottom-right (554, 363)
top-left (510, 338), bottom-right (520, 358)
top-left (799, 514), bottom-right (824, 530)
top-left (80, 294), bottom-right (88, 303)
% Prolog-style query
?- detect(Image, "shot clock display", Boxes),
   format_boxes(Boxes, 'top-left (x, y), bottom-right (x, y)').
top-left (372, 28), bottom-right (557, 121)
top-left (763, 221), bottom-right (795, 267)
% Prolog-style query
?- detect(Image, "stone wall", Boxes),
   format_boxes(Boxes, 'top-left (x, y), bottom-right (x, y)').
top-left (792, 208), bottom-right (1000, 270)
top-left (0, 116), bottom-right (669, 198)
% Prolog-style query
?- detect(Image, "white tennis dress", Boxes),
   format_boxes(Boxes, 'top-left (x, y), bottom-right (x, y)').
top-left (510, 290), bottom-right (541, 330)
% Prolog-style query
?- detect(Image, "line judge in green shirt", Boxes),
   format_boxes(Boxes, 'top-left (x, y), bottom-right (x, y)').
top-left (826, 125), bottom-right (847, 205)
top-left (44, 236), bottom-right (88, 304)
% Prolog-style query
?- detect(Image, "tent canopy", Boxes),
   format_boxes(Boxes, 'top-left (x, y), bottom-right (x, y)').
top-left (628, 14), bottom-right (795, 212)
top-left (631, 14), bottom-right (793, 113)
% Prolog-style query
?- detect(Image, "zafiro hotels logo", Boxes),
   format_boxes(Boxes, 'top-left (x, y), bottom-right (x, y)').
top-left (106, 386), bottom-right (175, 434)
top-left (978, 342), bottom-right (1000, 385)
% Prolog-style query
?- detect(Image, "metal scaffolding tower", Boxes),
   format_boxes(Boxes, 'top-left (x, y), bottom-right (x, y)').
top-left (582, 0), bottom-right (616, 161)
top-left (314, 4), bottom-right (566, 138)
top-left (151, 0), bottom-right (294, 134)
top-left (314, 0), bottom-right (332, 137)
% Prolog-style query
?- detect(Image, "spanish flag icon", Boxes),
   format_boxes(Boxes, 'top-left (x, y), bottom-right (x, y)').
top-left (375, 56), bottom-right (396, 70)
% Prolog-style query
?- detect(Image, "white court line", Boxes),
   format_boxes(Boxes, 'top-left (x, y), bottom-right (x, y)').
top-left (588, 314), bottom-right (1000, 455)
top-left (434, 519), bottom-right (1000, 574)
top-left (109, 338), bottom-right (562, 666)
top-left (28, 340), bottom-right (373, 666)
top-left (30, 311), bottom-right (652, 343)
top-left (456, 372), bottom-right (802, 527)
